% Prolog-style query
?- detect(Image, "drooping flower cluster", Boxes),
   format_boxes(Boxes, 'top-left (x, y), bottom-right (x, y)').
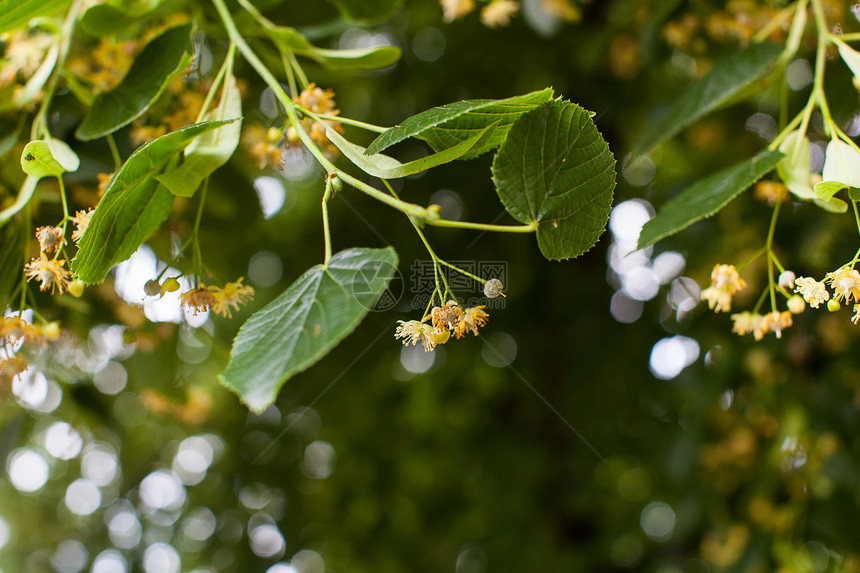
top-left (395, 300), bottom-right (490, 352)
top-left (730, 311), bottom-right (794, 341)
top-left (288, 83), bottom-right (344, 155)
top-left (175, 278), bottom-right (255, 318)
top-left (700, 264), bottom-right (747, 313)
top-left (440, 0), bottom-right (524, 27)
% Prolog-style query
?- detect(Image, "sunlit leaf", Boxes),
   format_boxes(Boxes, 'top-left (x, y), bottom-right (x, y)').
top-left (220, 247), bottom-right (399, 412)
top-left (20, 139), bottom-right (78, 179)
top-left (75, 23), bottom-right (193, 141)
top-left (263, 23), bottom-right (401, 71)
top-left (325, 121), bottom-right (498, 179)
top-left (0, 0), bottom-right (69, 34)
top-left (366, 89), bottom-right (554, 159)
top-left (777, 130), bottom-right (816, 200)
top-left (492, 99), bottom-right (616, 261)
top-left (156, 78), bottom-right (242, 197)
top-left (633, 42), bottom-right (783, 156)
top-left (637, 149), bottom-right (783, 249)
top-left (73, 121), bottom-right (232, 284)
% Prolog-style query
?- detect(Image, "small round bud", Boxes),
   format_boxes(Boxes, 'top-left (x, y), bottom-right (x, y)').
top-left (787, 295), bottom-right (805, 314)
top-left (329, 174), bottom-right (342, 193)
top-left (483, 278), bottom-right (505, 299)
top-left (286, 127), bottom-right (301, 145)
top-left (432, 329), bottom-right (451, 345)
top-left (162, 277), bottom-right (180, 292)
top-left (827, 299), bottom-right (841, 312)
top-left (426, 204), bottom-right (442, 222)
top-left (68, 279), bottom-right (85, 298)
top-left (778, 271), bottom-right (797, 290)
top-left (266, 127), bottom-right (282, 143)
top-left (41, 321), bottom-right (60, 341)
top-left (144, 279), bottom-right (163, 297)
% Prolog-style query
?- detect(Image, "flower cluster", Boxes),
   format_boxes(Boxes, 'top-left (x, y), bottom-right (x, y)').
top-left (700, 264), bottom-right (747, 313)
top-left (24, 210), bottom-right (93, 296)
top-left (287, 83), bottom-right (344, 155)
top-left (1, 314), bottom-right (60, 394)
top-left (395, 300), bottom-right (489, 352)
top-left (172, 278), bottom-right (255, 319)
top-left (730, 311), bottom-right (793, 341)
top-left (440, 0), bottom-right (522, 27)
top-left (793, 267), bottom-right (860, 325)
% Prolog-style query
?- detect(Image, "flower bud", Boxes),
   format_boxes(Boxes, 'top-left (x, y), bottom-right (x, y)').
top-left (266, 127), bottom-right (282, 143)
top-left (68, 279), bottom-right (85, 298)
top-left (778, 271), bottom-right (796, 290)
top-left (41, 321), bottom-right (60, 341)
top-left (144, 279), bottom-right (163, 297)
top-left (426, 204), bottom-right (442, 222)
top-left (329, 174), bottom-right (342, 193)
top-left (432, 329), bottom-right (451, 345)
top-left (787, 295), bottom-right (805, 314)
top-left (162, 277), bottom-right (180, 292)
top-left (827, 299), bottom-right (841, 312)
top-left (483, 278), bottom-right (505, 298)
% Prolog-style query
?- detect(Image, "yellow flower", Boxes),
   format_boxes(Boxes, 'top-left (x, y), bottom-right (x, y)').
top-left (24, 254), bottom-right (71, 294)
top-left (825, 266), bottom-right (860, 304)
top-left (395, 320), bottom-right (437, 352)
top-left (180, 286), bottom-right (217, 315)
top-left (291, 84), bottom-right (344, 155)
top-left (0, 315), bottom-right (40, 344)
top-left (440, 0), bottom-right (476, 22)
top-left (35, 225), bottom-right (65, 255)
top-left (701, 264), bottom-right (746, 313)
top-left (210, 278), bottom-right (255, 318)
top-left (852, 305), bottom-right (860, 325)
top-left (425, 300), bottom-right (464, 331)
top-left (731, 311), bottom-right (759, 336)
top-left (71, 209), bottom-right (95, 242)
top-left (480, 0), bottom-right (520, 27)
top-left (753, 180), bottom-right (788, 205)
top-left (454, 306), bottom-right (489, 338)
top-left (761, 311), bottom-right (792, 339)
top-left (244, 125), bottom-right (284, 170)
top-left (794, 276), bottom-right (829, 308)
top-left (295, 82), bottom-right (338, 115)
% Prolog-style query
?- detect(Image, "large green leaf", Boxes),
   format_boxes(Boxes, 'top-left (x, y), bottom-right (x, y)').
top-left (73, 121), bottom-right (231, 284)
top-left (637, 149), bottom-right (783, 249)
top-left (75, 23), bottom-right (193, 141)
top-left (330, 0), bottom-right (404, 22)
top-left (0, 0), bottom-right (69, 34)
top-left (220, 247), bottom-right (399, 412)
top-left (366, 89), bottom-right (554, 159)
top-left (325, 121), bottom-right (498, 179)
top-left (633, 42), bottom-right (783, 156)
top-left (79, 4), bottom-right (140, 36)
top-left (491, 100), bottom-right (616, 261)
top-left (156, 78), bottom-right (242, 197)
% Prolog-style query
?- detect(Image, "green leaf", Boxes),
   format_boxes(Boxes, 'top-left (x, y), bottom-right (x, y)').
top-left (72, 120), bottom-right (231, 284)
top-left (325, 121), bottom-right (498, 179)
top-left (20, 139), bottom-right (79, 179)
top-left (821, 139), bottom-right (860, 188)
top-left (156, 78), bottom-right (242, 197)
top-left (491, 99), bottom-right (616, 261)
top-left (0, 176), bottom-right (38, 228)
top-left (835, 37), bottom-right (860, 80)
top-left (633, 42), bottom-right (783, 156)
top-left (0, 0), bottom-right (69, 34)
top-left (366, 88), bottom-right (554, 159)
top-left (75, 23), bottom-right (193, 141)
top-left (79, 4), bottom-right (140, 36)
top-left (262, 23), bottom-right (401, 71)
top-left (330, 0), bottom-right (404, 22)
top-left (637, 149), bottom-right (783, 249)
top-left (220, 247), bottom-right (399, 412)
top-left (777, 131), bottom-right (816, 200)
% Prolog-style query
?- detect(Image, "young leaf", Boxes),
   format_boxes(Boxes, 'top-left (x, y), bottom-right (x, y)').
top-left (835, 38), bottom-right (860, 80)
top-left (0, 176), bottom-right (38, 228)
top-left (73, 120), bottom-right (232, 284)
top-left (366, 88), bottom-right (554, 159)
top-left (637, 149), bottom-right (783, 249)
top-left (265, 24), bottom-right (401, 71)
top-left (20, 139), bottom-right (79, 179)
top-left (820, 139), bottom-right (860, 188)
top-left (156, 79), bottom-right (242, 197)
top-left (75, 23), bottom-right (193, 141)
top-left (0, 0), bottom-right (69, 34)
top-left (79, 4), bottom-right (140, 36)
top-left (633, 42), bottom-right (783, 157)
top-left (220, 247), bottom-right (399, 412)
top-left (324, 121), bottom-right (498, 179)
top-left (491, 99), bottom-right (616, 261)
top-left (330, 0), bottom-right (404, 22)
top-left (777, 131), bottom-right (816, 200)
